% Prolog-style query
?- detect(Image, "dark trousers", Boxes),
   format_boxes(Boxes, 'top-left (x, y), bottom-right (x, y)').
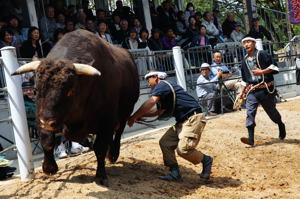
top-left (246, 92), bottom-right (282, 128)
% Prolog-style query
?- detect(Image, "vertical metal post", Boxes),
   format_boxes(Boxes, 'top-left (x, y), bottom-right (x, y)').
top-left (0, 47), bottom-right (34, 181)
top-left (142, 0), bottom-right (153, 34)
top-left (173, 46), bottom-right (187, 91)
top-left (26, 0), bottom-right (39, 27)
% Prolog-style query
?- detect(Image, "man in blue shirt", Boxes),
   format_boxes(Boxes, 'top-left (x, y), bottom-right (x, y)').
top-left (128, 71), bottom-right (213, 181)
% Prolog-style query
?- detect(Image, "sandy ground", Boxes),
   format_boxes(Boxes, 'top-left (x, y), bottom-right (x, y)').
top-left (1, 98), bottom-right (300, 199)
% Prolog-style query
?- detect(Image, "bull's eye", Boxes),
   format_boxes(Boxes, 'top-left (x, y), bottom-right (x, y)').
top-left (67, 89), bottom-right (74, 97)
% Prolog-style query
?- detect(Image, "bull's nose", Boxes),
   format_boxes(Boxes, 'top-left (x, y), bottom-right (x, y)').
top-left (47, 120), bottom-right (57, 128)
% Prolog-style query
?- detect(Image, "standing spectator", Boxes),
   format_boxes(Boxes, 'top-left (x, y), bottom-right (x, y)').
top-left (65, 19), bottom-right (75, 33)
top-left (39, 5), bottom-right (57, 42)
top-left (202, 12), bottom-right (219, 46)
top-left (184, 2), bottom-right (196, 25)
top-left (96, 8), bottom-right (107, 23)
top-left (176, 11), bottom-right (188, 38)
top-left (82, 0), bottom-right (94, 20)
top-left (222, 12), bottom-right (236, 39)
top-left (139, 28), bottom-right (149, 48)
top-left (162, 27), bottom-right (177, 50)
top-left (191, 25), bottom-right (209, 47)
top-left (7, 15), bottom-right (25, 50)
top-left (115, 19), bottom-right (130, 44)
top-left (53, 0), bottom-right (67, 15)
top-left (133, 18), bottom-right (143, 36)
top-left (194, 11), bottom-right (203, 27)
top-left (109, 14), bottom-right (121, 40)
top-left (86, 18), bottom-right (96, 33)
top-left (75, 12), bottom-right (87, 30)
top-left (196, 63), bottom-right (220, 116)
top-left (230, 22), bottom-right (244, 42)
top-left (20, 27), bottom-right (43, 58)
top-left (158, 1), bottom-right (176, 31)
top-left (11, 0), bottom-right (23, 22)
top-left (248, 17), bottom-right (272, 41)
top-left (212, 8), bottom-right (222, 34)
top-left (65, 5), bottom-right (77, 22)
top-left (148, 28), bottom-right (163, 51)
top-left (56, 13), bottom-right (66, 29)
top-left (96, 20), bottom-right (113, 44)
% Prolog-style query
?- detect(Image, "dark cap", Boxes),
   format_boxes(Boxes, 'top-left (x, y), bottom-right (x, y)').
top-left (252, 17), bottom-right (259, 22)
top-left (234, 22), bottom-right (242, 27)
top-left (22, 81), bottom-right (34, 88)
top-left (213, 8), bottom-right (220, 13)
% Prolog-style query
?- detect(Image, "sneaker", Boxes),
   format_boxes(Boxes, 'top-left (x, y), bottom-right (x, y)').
top-left (70, 142), bottom-right (90, 154)
top-left (55, 144), bottom-right (68, 159)
top-left (0, 158), bottom-right (13, 167)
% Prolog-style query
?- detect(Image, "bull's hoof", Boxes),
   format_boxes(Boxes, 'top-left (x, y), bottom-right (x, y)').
top-left (107, 146), bottom-right (120, 163)
top-left (95, 176), bottom-right (109, 187)
top-left (42, 161), bottom-right (58, 175)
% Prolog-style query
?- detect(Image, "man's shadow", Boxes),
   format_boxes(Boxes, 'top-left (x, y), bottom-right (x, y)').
top-left (253, 138), bottom-right (300, 147)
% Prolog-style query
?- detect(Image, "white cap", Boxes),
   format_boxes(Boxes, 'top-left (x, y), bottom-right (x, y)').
top-left (144, 71), bottom-right (167, 80)
top-left (241, 37), bottom-right (256, 43)
top-left (200, 63), bottom-right (210, 69)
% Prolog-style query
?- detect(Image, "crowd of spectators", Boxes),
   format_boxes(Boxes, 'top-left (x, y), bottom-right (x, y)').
top-left (0, 0), bottom-right (273, 60)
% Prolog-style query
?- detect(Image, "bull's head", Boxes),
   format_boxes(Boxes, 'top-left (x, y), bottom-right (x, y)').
top-left (12, 59), bottom-right (101, 132)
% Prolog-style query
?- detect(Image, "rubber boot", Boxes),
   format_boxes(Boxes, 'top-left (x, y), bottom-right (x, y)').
top-left (241, 127), bottom-right (255, 146)
top-left (158, 165), bottom-right (182, 181)
top-left (278, 122), bottom-right (286, 140)
top-left (199, 155), bottom-right (213, 179)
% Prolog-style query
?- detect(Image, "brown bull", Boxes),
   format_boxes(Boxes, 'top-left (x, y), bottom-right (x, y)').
top-left (12, 29), bottom-right (140, 186)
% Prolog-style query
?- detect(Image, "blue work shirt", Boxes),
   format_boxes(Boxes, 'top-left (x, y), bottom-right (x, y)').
top-left (151, 80), bottom-right (201, 122)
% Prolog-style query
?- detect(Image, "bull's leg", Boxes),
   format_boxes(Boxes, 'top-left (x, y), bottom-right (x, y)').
top-left (94, 131), bottom-right (112, 186)
top-left (39, 129), bottom-right (58, 175)
top-left (107, 121), bottom-right (126, 163)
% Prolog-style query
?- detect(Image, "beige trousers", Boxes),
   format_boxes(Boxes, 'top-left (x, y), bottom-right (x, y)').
top-left (159, 113), bottom-right (206, 167)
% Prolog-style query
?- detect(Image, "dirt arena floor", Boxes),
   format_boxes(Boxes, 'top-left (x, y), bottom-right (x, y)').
top-left (1, 98), bottom-right (300, 199)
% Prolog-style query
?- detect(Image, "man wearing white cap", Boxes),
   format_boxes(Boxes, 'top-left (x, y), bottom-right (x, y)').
top-left (239, 36), bottom-right (286, 146)
top-left (128, 70), bottom-right (213, 181)
top-left (196, 63), bottom-right (221, 116)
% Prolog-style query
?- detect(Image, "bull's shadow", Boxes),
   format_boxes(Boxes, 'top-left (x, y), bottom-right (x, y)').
top-left (61, 158), bottom-right (243, 198)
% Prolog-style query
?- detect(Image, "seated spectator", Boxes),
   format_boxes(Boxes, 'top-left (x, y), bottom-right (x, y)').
top-left (222, 12), bottom-right (236, 39)
top-left (65, 19), bottom-right (75, 33)
top-left (210, 51), bottom-right (243, 101)
top-left (148, 28), bottom-right (163, 51)
top-left (139, 28), bottom-right (149, 48)
top-left (39, 5), bottom-right (57, 42)
top-left (0, 28), bottom-right (17, 50)
top-left (75, 11), bottom-right (87, 30)
top-left (196, 63), bottom-right (220, 116)
top-left (186, 16), bottom-right (199, 38)
top-left (122, 28), bottom-right (143, 49)
top-left (22, 81), bottom-right (36, 131)
top-left (157, 1), bottom-right (176, 31)
top-left (96, 20), bottom-right (113, 44)
top-left (176, 11), bottom-right (188, 39)
top-left (202, 12), bottom-right (219, 46)
top-left (82, 0), bottom-right (94, 20)
top-left (86, 18), bottom-right (96, 33)
top-left (20, 27), bottom-right (44, 58)
top-left (56, 12), bottom-right (66, 29)
top-left (53, 28), bottom-right (65, 45)
top-left (162, 27), bottom-right (177, 50)
top-left (65, 5), bottom-right (77, 22)
top-left (194, 11), bottom-right (203, 27)
top-left (230, 22), bottom-right (244, 42)
top-left (114, 19), bottom-right (129, 44)
top-left (184, 2), bottom-right (196, 25)
top-left (248, 17), bottom-right (272, 41)
top-left (191, 25), bottom-right (209, 47)
top-left (96, 8), bottom-right (107, 23)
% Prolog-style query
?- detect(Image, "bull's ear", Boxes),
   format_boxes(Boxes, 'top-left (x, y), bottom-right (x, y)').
top-left (11, 61), bottom-right (41, 76)
top-left (73, 63), bottom-right (101, 76)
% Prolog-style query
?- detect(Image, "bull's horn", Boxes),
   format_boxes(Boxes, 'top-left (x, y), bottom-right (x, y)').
top-left (11, 61), bottom-right (41, 76)
top-left (73, 63), bottom-right (101, 76)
